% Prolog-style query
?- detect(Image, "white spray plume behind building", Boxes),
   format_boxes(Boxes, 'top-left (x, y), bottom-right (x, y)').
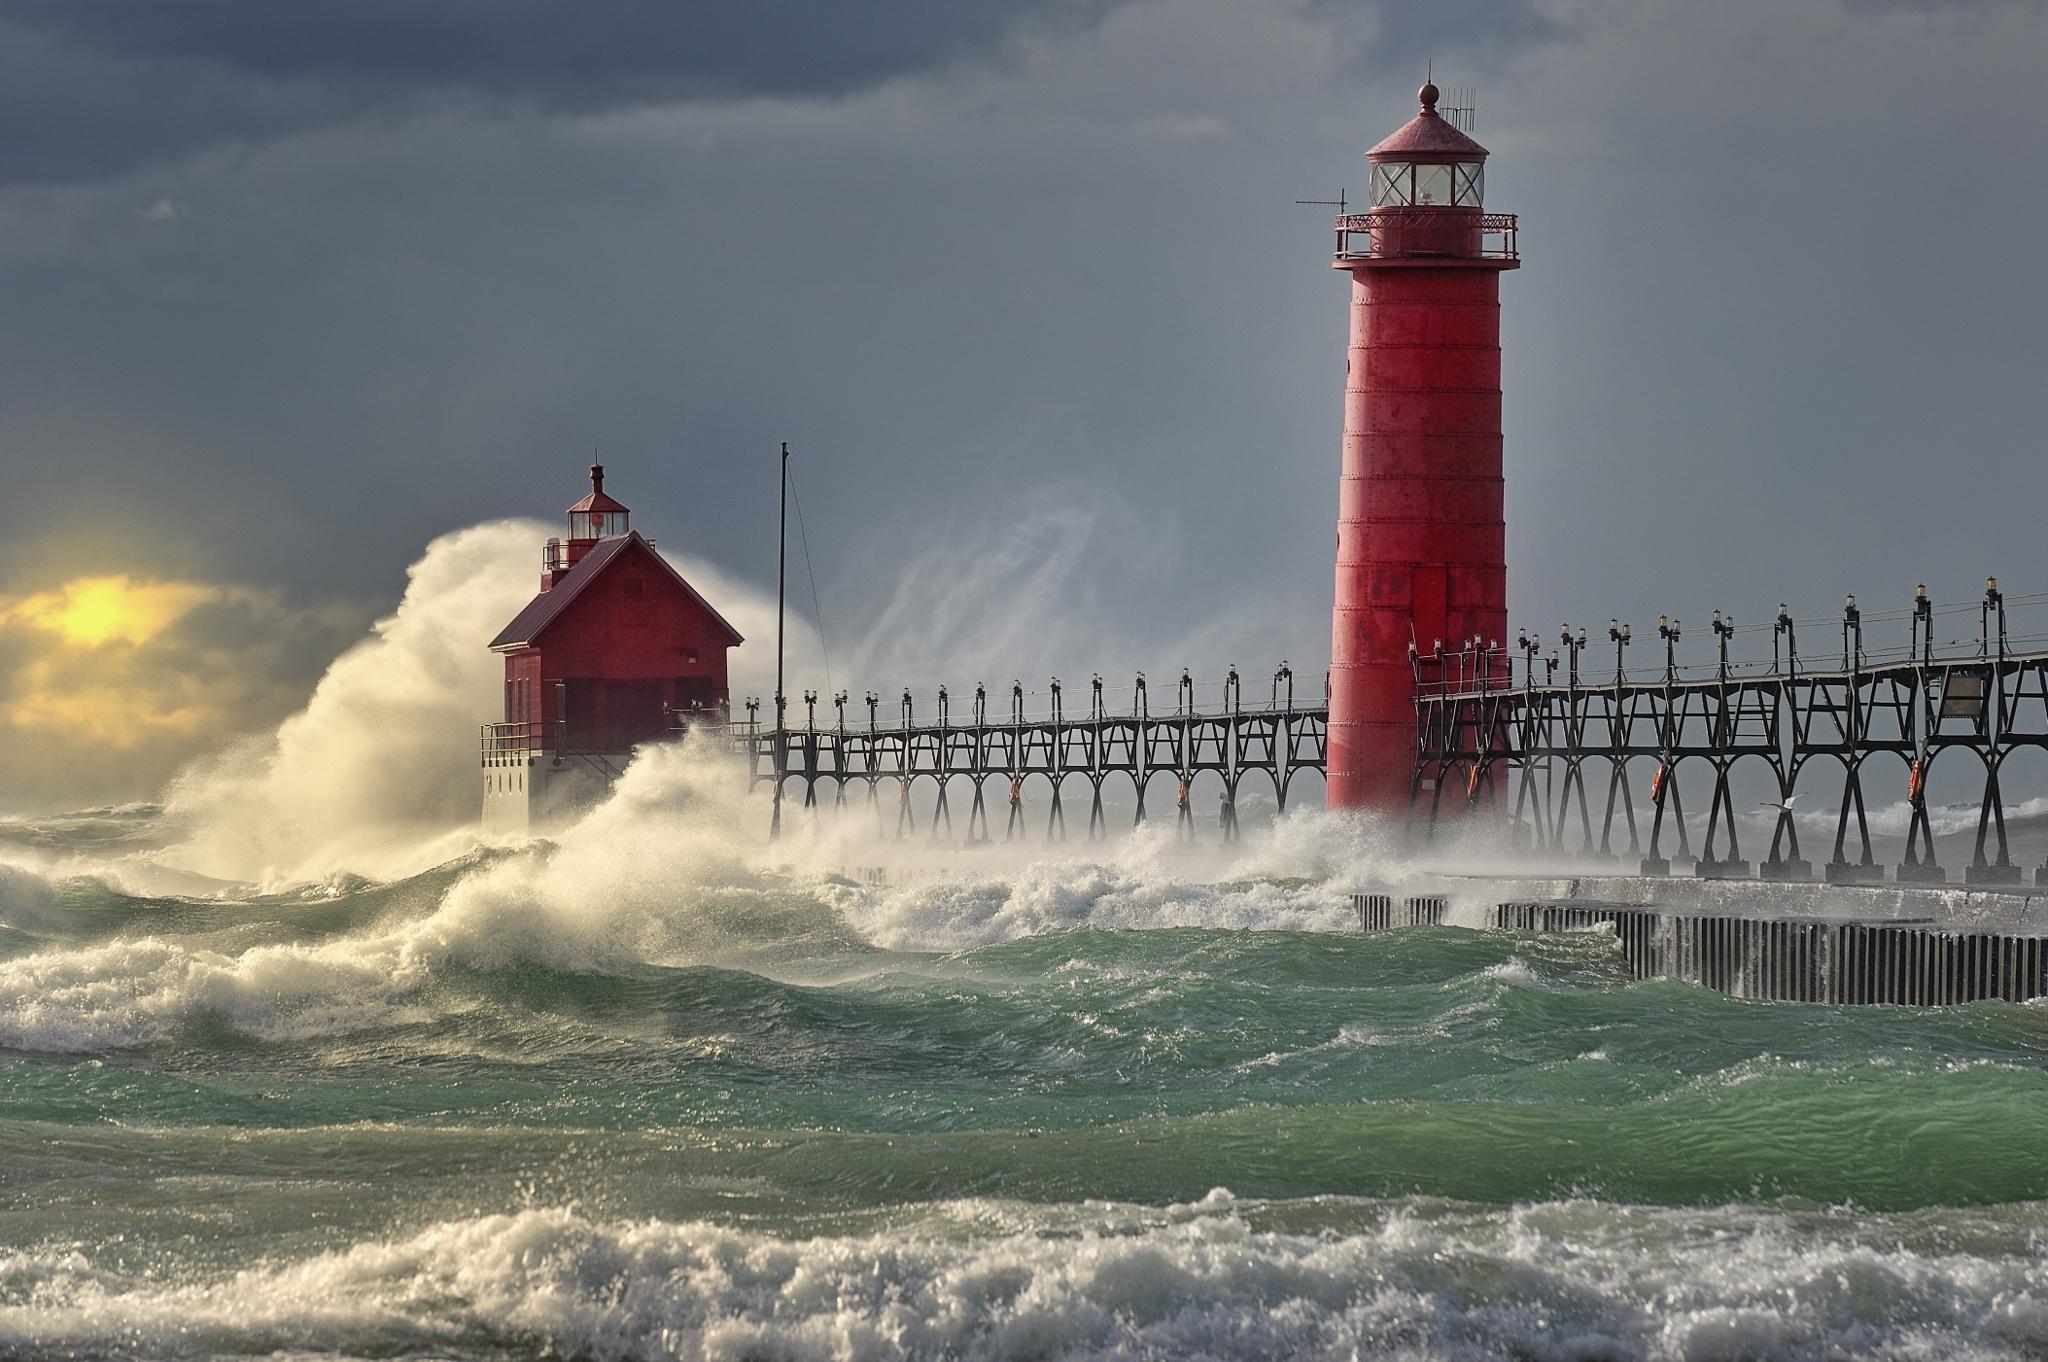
top-left (141, 491), bottom-right (1296, 889)
top-left (153, 519), bottom-right (825, 887)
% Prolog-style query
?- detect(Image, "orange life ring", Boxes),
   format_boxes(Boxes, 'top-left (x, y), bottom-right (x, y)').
top-left (1008, 776), bottom-right (1022, 805)
top-left (898, 778), bottom-right (911, 805)
top-left (1650, 762), bottom-right (1670, 803)
top-left (1176, 778), bottom-right (1190, 808)
top-left (1907, 759), bottom-right (1925, 807)
top-left (1466, 764), bottom-right (1483, 800)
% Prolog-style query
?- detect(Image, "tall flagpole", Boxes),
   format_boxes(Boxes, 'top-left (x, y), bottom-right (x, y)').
top-left (771, 441), bottom-right (789, 840)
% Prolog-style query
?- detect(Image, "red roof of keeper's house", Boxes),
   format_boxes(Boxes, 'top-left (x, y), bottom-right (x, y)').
top-left (489, 532), bottom-right (744, 651)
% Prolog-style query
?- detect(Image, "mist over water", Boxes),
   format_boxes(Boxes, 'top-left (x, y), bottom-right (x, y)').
top-left (3, 528), bottom-right (2046, 1360)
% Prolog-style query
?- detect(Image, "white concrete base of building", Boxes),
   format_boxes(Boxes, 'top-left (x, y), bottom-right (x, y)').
top-left (482, 752), bottom-right (629, 837)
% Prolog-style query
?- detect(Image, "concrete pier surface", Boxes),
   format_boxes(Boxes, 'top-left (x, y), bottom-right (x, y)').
top-left (1410, 868), bottom-right (2048, 934)
top-left (1357, 870), bottom-right (2048, 1005)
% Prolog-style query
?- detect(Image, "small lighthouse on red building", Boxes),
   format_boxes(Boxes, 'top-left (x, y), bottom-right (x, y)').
top-left (1326, 83), bottom-right (1518, 810)
top-left (483, 465), bottom-right (744, 833)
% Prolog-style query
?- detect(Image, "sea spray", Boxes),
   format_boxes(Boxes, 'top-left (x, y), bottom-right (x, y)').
top-left (0, 753), bottom-right (1424, 1051)
top-left (147, 518), bottom-right (824, 889)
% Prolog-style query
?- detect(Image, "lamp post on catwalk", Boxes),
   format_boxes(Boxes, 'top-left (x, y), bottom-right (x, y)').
top-left (771, 440), bottom-right (789, 840)
top-left (1324, 82), bottom-right (1519, 811)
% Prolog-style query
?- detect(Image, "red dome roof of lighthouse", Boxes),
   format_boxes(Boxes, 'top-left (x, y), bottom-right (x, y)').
top-left (1367, 82), bottom-right (1489, 161)
top-left (567, 463), bottom-right (630, 515)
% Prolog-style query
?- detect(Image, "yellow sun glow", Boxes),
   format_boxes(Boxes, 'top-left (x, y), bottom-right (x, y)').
top-left (2, 659), bottom-right (215, 744)
top-left (7, 575), bottom-right (218, 647)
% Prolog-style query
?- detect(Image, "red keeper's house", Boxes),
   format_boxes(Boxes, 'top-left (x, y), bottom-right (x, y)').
top-left (482, 465), bottom-right (743, 834)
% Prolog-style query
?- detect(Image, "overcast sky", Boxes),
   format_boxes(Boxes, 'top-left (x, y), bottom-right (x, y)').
top-left (2, 0), bottom-right (2045, 810)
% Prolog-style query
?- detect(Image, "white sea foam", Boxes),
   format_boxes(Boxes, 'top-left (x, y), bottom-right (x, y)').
top-left (1478, 957), bottom-right (1542, 987)
top-left (414, 730), bottom-right (1429, 970)
top-left (0, 1199), bottom-right (2042, 1361)
top-left (0, 742), bottom-right (1430, 1050)
top-left (0, 934), bottom-right (436, 1051)
top-left (823, 841), bottom-right (1347, 952)
top-left (0, 741), bottom-right (762, 1049)
top-left (795, 806), bottom-right (1422, 953)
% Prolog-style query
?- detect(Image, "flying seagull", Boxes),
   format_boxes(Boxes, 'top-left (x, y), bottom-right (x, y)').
top-left (1758, 795), bottom-right (1800, 815)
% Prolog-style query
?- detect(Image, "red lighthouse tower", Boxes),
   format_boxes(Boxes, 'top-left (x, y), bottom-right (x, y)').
top-left (1326, 83), bottom-right (1518, 811)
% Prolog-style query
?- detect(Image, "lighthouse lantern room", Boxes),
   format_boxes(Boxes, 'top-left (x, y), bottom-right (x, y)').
top-left (549, 465), bottom-right (633, 580)
top-left (483, 465), bottom-right (744, 835)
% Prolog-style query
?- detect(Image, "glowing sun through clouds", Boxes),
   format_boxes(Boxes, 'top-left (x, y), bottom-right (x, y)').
top-left (5, 575), bottom-right (219, 647)
top-left (0, 574), bottom-right (234, 750)
top-left (0, 565), bottom-right (368, 810)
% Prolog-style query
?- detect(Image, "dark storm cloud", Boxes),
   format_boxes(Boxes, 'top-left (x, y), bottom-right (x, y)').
top-left (0, 0), bottom-right (1578, 188)
top-left (1309, 0), bottom-right (1570, 70)
top-left (0, 1), bottom-right (1116, 186)
top-left (8, 0), bottom-right (1113, 96)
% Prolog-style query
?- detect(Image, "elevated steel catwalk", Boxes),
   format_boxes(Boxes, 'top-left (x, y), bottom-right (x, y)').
top-left (737, 667), bottom-right (1327, 842)
top-left (1413, 585), bottom-right (2048, 885)
top-left (740, 585), bottom-right (2048, 889)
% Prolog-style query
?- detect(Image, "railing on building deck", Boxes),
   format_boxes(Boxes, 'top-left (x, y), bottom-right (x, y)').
top-left (540, 535), bottom-right (657, 574)
top-left (481, 720), bottom-right (556, 765)
top-left (486, 709), bottom-right (730, 778)
top-left (1334, 209), bottom-right (1518, 263)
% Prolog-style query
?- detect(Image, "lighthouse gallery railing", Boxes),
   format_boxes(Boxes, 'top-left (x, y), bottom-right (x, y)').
top-left (1334, 209), bottom-right (1518, 262)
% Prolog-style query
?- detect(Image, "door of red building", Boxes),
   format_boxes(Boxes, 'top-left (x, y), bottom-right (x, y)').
top-left (605, 680), bottom-right (667, 749)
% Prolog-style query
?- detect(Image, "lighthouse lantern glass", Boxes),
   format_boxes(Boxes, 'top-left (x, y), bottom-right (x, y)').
top-left (1369, 161), bottom-right (1483, 209)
